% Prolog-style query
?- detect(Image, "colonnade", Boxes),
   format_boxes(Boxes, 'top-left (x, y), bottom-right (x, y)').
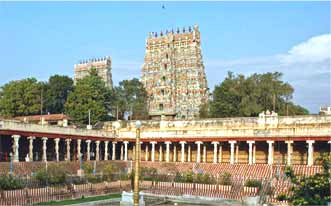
top-left (9, 135), bottom-right (328, 166)
top-left (10, 135), bottom-right (117, 162)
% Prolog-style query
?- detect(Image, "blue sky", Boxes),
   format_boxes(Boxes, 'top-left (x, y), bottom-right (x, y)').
top-left (0, 1), bottom-right (330, 113)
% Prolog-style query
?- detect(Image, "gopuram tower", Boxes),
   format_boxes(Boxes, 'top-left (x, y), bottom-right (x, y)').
top-left (74, 56), bottom-right (113, 88)
top-left (141, 25), bottom-right (209, 120)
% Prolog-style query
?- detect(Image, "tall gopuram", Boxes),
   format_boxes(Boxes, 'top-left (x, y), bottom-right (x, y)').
top-left (74, 56), bottom-right (113, 88)
top-left (141, 25), bottom-right (209, 120)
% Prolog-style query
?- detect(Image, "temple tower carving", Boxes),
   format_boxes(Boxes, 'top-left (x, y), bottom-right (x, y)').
top-left (74, 56), bottom-right (113, 88)
top-left (142, 25), bottom-right (208, 120)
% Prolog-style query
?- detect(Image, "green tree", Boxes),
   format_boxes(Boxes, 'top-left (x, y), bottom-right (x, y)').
top-left (283, 153), bottom-right (331, 205)
top-left (44, 75), bottom-right (73, 114)
top-left (209, 72), bottom-right (308, 117)
top-left (64, 68), bottom-right (113, 125)
top-left (0, 78), bottom-right (42, 117)
top-left (114, 78), bottom-right (148, 120)
top-left (199, 102), bottom-right (210, 119)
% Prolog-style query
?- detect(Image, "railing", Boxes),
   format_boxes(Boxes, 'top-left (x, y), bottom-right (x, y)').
top-left (0, 181), bottom-right (130, 206)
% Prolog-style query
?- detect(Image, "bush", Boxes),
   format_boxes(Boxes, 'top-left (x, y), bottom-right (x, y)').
top-left (277, 193), bottom-right (288, 201)
top-left (245, 179), bottom-right (262, 188)
top-left (72, 177), bottom-right (87, 185)
top-left (86, 174), bottom-right (103, 183)
top-left (120, 173), bottom-right (130, 181)
top-left (195, 173), bottom-right (214, 184)
top-left (141, 167), bottom-right (157, 181)
top-left (0, 175), bottom-right (24, 190)
top-left (35, 164), bottom-right (68, 186)
top-left (219, 172), bottom-right (232, 185)
top-left (182, 171), bottom-right (194, 183)
top-left (102, 164), bottom-right (113, 181)
top-left (285, 154), bottom-right (331, 206)
top-left (83, 163), bottom-right (93, 174)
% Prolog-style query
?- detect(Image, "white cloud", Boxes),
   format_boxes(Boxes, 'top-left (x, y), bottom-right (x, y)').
top-left (204, 34), bottom-right (331, 113)
top-left (280, 34), bottom-right (331, 64)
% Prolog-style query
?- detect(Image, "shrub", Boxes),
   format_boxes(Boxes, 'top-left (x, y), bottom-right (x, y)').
top-left (219, 172), bottom-right (232, 185)
top-left (83, 163), bottom-right (93, 174)
top-left (72, 177), bottom-right (87, 185)
top-left (0, 175), bottom-right (24, 190)
top-left (35, 169), bottom-right (48, 185)
top-left (102, 164), bottom-right (113, 181)
top-left (245, 179), bottom-right (262, 188)
top-left (141, 167), bottom-right (157, 181)
top-left (86, 174), bottom-right (103, 183)
top-left (183, 171), bottom-right (194, 183)
top-left (120, 172), bottom-right (130, 181)
top-left (285, 154), bottom-right (331, 206)
top-left (277, 193), bottom-right (288, 201)
top-left (35, 164), bottom-right (68, 186)
top-left (195, 173), bottom-right (213, 184)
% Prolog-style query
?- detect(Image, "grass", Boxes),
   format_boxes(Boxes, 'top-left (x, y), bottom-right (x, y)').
top-left (34, 193), bottom-right (121, 205)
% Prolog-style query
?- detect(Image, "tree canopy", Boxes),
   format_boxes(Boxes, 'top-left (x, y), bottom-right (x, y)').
top-left (113, 78), bottom-right (148, 120)
top-left (44, 75), bottom-right (73, 114)
top-left (0, 78), bottom-right (42, 117)
top-left (64, 68), bottom-right (114, 125)
top-left (207, 72), bottom-right (308, 118)
top-left (283, 153), bottom-right (330, 205)
top-left (0, 70), bottom-right (309, 122)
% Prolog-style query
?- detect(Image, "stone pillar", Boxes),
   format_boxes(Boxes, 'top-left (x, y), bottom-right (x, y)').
top-left (54, 138), bottom-right (60, 162)
top-left (11, 135), bottom-right (20, 162)
top-left (307, 140), bottom-right (315, 166)
top-left (150, 142), bottom-right (157, 162)
top-left (145, 144), bottom-right (149, 161)
top-left (165, 141), bottom-right (171, 162)
top-left (188, 145), bottom-right (191, 162)
top-left (229, 141), bottom-right (236, 164)
top-left (104, 141), bottom-right (109, 161)
top-left (123, 141), bottom-right (129, 161)
top-left (86, 140), bottom-right (91, 161)
top-left (203, 145), bottom-right (207, 163)
top-left (173, 145), bottom-right (177, 162)
top-left (218, 144), bottom-right (222, 163)
top-left (112, 142), bottom-right (117, 160)
top-left (42, 137), bottom-right (48, 162)
top-left (27, 136), bottom-right (35, 161)
top-left (77, 139), bottom-right (82, 161)
top-left (235, 144), bottom-right (239, 163)
top-left (66, 139), bottom-right (71, 161)
top-left (285, 141), bottom-right (293, 165)
top-left (95, 141), bottom-right (100, 161)
top-left (120, 144), bottom-right (124, 160)
top-left (180, 141), bottom-right (186, 163)
top-left (212, 142), bottom-right (219, 163)
top-left (195, 141), bottom-right (203, 163)
top-left (267, 140), bottom-right (274, 165)
top-left (159, 145), bottom-right (163, 162)
top-left (247, 141), bottom-right (255, 165)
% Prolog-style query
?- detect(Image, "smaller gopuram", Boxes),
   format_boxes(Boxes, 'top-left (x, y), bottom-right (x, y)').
top-left (74, 56), bottom-right (113, 88)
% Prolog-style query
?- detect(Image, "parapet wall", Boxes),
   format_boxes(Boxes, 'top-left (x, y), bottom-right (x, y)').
top-left (107, 113), bottom-right (331, 141)
top-left (1, 113), bottom-right (330, 141)
top-left (108, 114), bottom-right (331, 130)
